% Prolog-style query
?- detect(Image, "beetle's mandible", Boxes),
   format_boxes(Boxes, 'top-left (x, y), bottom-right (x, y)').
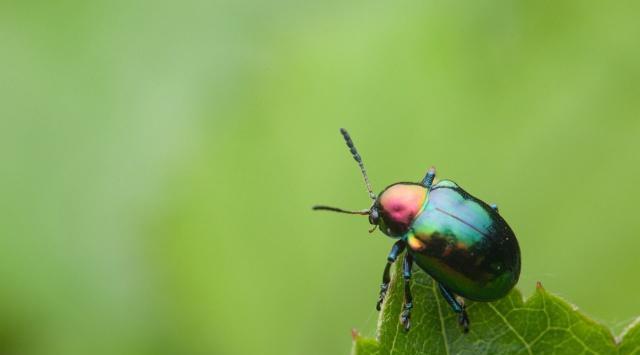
top-left (313, 128), bottom-right (521, 333)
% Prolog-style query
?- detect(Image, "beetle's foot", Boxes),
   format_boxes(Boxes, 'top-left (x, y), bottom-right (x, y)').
top-left (376, 283), bottom-right (389, 311)
top-left (400, 302), bottom-right (413, 332)
top-left (458, 308), bottom-right (469, 333)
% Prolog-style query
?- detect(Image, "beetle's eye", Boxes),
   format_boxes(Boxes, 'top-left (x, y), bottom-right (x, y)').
top-left (369, 208), bottom-right (379, 225)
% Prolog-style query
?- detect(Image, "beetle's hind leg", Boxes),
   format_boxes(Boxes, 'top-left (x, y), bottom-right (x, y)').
top-left (438, 283), bottom-right (470, 333)
top-left (400, 252), bottom-right (413, 331)
top-left (376, 240), bottom-right (406, 311)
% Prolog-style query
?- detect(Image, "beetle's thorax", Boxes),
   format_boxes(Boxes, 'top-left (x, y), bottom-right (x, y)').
top-left (376, 183), bottom-right (427, 237)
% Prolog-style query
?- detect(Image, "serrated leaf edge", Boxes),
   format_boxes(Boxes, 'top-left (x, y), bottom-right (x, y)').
top-left (353, 281), bottom-right (640, 355)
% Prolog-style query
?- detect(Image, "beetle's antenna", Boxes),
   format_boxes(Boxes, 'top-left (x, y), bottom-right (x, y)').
top-left (312, 205), bottom-right (370, 215)
top-left (340, 128), bottom-right (376, 201)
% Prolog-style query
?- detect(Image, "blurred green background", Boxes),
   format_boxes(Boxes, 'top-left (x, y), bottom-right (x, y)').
top-left (2, 1), bottom-right (640, 354)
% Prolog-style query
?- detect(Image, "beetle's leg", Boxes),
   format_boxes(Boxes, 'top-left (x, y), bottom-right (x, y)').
top-left (490, 203), bottom-right (499, 212)
top-left (421, 166), bottom-right (436, 189)
top-left (376, 240), bottom-right (406, 311)
top-left (438, 283), bottom-right (470, 333)
top-left (400, 252), bottom-right (414, 331)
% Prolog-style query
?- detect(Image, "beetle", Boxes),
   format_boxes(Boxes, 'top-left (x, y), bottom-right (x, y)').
top-left (313, 128), bottom-right (521, 333)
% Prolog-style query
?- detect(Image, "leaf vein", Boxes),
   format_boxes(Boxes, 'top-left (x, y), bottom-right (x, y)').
top-left (432, 281), bottom-right (451, 355)
top-left (487, 302), bottom-right (533, 355)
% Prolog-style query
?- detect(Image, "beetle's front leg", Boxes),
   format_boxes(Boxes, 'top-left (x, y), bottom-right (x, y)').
top-left (421, 166), bottom-right (436, 189)
top-left (376, 240), bottom-right (406, 311)
top-left (400, 252), bottom-right (413, 331)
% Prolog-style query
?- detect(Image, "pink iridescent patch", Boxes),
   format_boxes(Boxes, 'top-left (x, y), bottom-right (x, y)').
top-left (380, 185), bottom-right (426, 226)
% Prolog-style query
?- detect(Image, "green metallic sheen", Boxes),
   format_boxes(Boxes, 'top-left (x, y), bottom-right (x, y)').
top-left (406, 180), bottom-right (521, 302)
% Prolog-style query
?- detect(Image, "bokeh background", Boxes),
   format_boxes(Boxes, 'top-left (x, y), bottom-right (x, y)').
top-left (2, 1), bottom-right (640, 354)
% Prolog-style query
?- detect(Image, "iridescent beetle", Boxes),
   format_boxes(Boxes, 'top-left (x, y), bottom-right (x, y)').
top-left (314, 129), bottom-right (521, 332)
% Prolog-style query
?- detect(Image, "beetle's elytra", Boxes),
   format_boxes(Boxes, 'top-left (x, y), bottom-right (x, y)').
top-left (313, 128), bottom-right (521, 333)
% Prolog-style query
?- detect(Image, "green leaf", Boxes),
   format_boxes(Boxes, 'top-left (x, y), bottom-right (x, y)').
top-left (352, 259), bottom-right (640, 355)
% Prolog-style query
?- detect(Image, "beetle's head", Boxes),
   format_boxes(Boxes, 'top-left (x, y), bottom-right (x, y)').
top-left (312, 129), bottom-right (426, 238)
